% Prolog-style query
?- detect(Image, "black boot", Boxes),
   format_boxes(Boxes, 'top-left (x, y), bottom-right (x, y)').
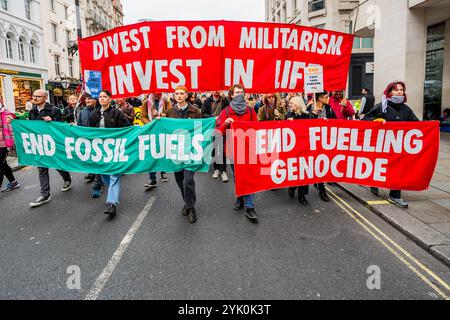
top-left (181, 205), bottom-right (189, 216)
top-left (233, 197), bottom-right (244, 211)
top-left (188, 208), bottom-right (197, 224)
top-left (245, 208), bottom-right (258, 223)
top-left (298, 195), bottom-right (309, 206)
top-left (319, 191), bottom-right (330, 202)
top-left (288, 188), bottom-right (295, 198)
top-left (104, 204), bottom-right (116, 217)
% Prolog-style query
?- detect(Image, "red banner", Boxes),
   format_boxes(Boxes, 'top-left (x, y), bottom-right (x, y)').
top-left (231, 120), bottom-right (440, 197)
top-left (78, 20), bottom-right (354, 98)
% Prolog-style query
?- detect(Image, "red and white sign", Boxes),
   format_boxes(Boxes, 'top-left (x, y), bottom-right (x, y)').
top-left (231, 120), bottom-right (440, 197)
top-left (78, 20), bottom-right (354, 97)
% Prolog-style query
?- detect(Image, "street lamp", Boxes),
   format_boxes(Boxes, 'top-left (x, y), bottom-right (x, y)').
top-left (61, 78), bottom-right (71, 89)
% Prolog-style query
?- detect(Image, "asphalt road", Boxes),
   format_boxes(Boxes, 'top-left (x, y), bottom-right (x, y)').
top-left (0, 167), bottom-right (449, 300)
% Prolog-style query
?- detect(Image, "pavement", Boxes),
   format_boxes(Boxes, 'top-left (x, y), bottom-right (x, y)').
top-left (1, 167), bottom-right (449, 299)
top-left (337, 131), bottom-right (450, 267)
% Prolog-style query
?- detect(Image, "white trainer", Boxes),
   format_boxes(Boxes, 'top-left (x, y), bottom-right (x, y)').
top-left (212, 169), bottom-right (220, 179)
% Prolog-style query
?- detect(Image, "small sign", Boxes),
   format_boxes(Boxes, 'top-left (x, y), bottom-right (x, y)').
top-left (84, 70), bottom-right (102, 98)
top-left (304, 66), bottom-right (324, 93)
top-left (366, 62), bottom-right (375, 74)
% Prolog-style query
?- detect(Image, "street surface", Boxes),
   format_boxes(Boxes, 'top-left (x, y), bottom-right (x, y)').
top-left (0, 167), bottom-right (449, 300)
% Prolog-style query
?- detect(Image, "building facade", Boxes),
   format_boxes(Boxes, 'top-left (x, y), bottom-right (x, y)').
top-left (40, 0), bottom-right (124, 106)
top-left (352, 0), bottom-right (450, 120)
top-left (265, 0), bottom-right (375, 99)
top-left (0, 0), bottom-right (48, 112)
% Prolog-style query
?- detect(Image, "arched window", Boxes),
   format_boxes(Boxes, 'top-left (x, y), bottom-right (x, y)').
top-left (18, 37), bottom-right (25, 61)
top-left (5, 34), bottom-right (13, 59)
top-left (29, 39), bottom-right (36, 63)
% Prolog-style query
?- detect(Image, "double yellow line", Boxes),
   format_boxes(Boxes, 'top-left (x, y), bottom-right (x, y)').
top-left (326, 186), bottom-right (450, 300)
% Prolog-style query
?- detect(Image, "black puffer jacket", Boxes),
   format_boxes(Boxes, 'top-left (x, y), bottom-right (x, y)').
top-left (307, 104), bottom-right (337, 119)
top-left (363, 101), bottom-right (419, 122)
top-left (89, 105), bottom-right (131, 128)
top-left (29, 103), bottom-right (62, 121)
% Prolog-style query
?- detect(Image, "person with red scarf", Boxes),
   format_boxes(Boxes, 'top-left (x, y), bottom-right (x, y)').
top-left (329, 91), bottom-right (355, 120)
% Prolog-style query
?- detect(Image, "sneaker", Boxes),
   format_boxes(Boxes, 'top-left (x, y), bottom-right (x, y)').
top-left (245, 208), bottom-right (258, 223)
top-left (161, 173), bottom-right (169, 182)
top-left (84, 174), bottom-right (95, 183)
top-left (388, 197), bottom-right (409, 209)
top-left (233, 198), bottom-right (244, 211)
top-left (144, 180), bottom-right (157, 190)
top-left (1, 181), bottom-right (20, 192)
top-left (188, 208), bottom-right (197, 224)
top-left (212, 169), bottom-right (220, 179)
top-left (92, 188), bottom-right (102, 198)
top-left (61, 181), bottom-right (72, 192)
top-left (104, 204), bottom-right (117, 216)
top-left (30, 196), bottom-right (51, 208)
top-left (221, 171), bottom-right (229, 183)
top-left (181, 205), bottom-right (189, 216)
top-left (370, 187), bottom-right (380, 196)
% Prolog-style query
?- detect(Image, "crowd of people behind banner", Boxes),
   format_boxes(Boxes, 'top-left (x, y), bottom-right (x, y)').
top-left (0, 81), bottom-right (421, 224)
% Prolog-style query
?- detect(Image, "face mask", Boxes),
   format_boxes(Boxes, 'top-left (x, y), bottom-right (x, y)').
top-left (389, 96), bottom-right (405, 104)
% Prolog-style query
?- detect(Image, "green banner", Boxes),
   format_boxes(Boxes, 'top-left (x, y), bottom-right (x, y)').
top-left (12, 118), bottom-right (216, 175)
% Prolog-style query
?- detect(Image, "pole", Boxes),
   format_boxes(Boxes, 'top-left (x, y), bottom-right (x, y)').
top-left (74, 0), bottom-right (83, 121)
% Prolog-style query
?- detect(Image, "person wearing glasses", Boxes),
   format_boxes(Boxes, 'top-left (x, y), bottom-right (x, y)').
top-left (166, 86), bottom-right (202, 224)
top-left (28, 89), bottom-right (72, 208)
top-left (306, 91), bottom-right (337, 202)
top-left (257, 93), bottom-right (287, 121)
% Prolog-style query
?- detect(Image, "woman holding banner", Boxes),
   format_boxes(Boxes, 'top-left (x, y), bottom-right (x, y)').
top-left (0, 105), bottom-right (20, 193)
top-left (93, 90), bottom-right (131, 217)
top-left (307, 91), bottom-right (337, 202)
top-left (285, 96), bottom-right (312, 206)
top-left (363, 81), bottom-right (419, 209)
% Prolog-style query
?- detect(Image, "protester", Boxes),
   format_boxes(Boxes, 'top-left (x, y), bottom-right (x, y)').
top-left (92, 90), bottom-right (131, 216)
top-left (363, 81), bottom-right (419, 209)
top-left (187, 92), bottom-right (203, 109)
top-left (202, 91), bottom-right (230, 182)
top-left (166, 86), bottom-right (202, 224)
top-left (285, 96), bottom-right (312, 206)
top-left (116, 97), bottom-right (136, 124)
top-left (28, 89), bottom-right (72, 208)
top-left (74, 93), bottom-right (86, 123)
top-left (329, 91), bottom-right (355, 120)
top-left (359, 88), bottom-right (376, 118)
top-left (61, 95), bottom-right (77, 124)
top-left (216, 84), bottom-right (259, 222)
top-left (257, 93), bottom-right (287, 121)
top-left (0, 104), bottom-right (20, 193)
top-left (140, 93), bottom-right (172, 187)
top-left (306, 91), bottom-right (337, 202)
top-left (77, 93), bottom-right (105, 194)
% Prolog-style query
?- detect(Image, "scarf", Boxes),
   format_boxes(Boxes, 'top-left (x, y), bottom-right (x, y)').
top-left (230, 94), bottom-right (247, 115)
top-left (382, 95), bottom-right (405, 113)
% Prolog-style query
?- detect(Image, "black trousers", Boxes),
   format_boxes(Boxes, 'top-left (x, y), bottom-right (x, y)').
top-left (289, 185), bottom-right (310, 196)
top-left (174, 170), bottom-right (196, 210)
top-left (212, 147), bottom-right (227, 173)
top-left (0, 147), bottom-right (15, 188)
top-left (38, 167), bottom-right (71, 197)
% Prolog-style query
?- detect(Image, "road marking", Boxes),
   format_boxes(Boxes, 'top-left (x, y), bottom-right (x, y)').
top-left (367, 200), bottom-right (390, 205)
top-left (85, 197), bottom-right (156, 300)
top-left (327, 187), bottom-right (450, 300)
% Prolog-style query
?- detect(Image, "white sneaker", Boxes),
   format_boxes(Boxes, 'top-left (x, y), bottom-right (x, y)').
top-left (212, 170), bottom-right (220, 179)
top-left (221, 171), bottom-right (229, 183)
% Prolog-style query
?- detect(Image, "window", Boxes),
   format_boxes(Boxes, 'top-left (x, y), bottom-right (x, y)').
top-left (18, 38), bottom-right (25, 61)
top-left (0, 0), bottom-right (7, 11)
top-left (308, 0), bottom-right (325, 12)
top-left (25, 0), bottom-right (31, 19)
top-left (54, 55), bottom-right (61, 76)
top-left (64, 6), bottom-right (68, 19)
top-left (5, 35), bottom-right (13, 59)
top-left (50, 0), bottom-right (55, 11)
top-left (68, 58), bottom-right (74, 77)
top-left (51, 23), bottom-right (58, 43)
top-left (66, 30), bottom-right (71, 47)
top-left (30, 40), bottom-right (36, 63)
top-left (292, 0), bottom-right (297, 11)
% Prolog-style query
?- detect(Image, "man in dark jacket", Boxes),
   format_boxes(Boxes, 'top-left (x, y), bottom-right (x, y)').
top-left (363, 81), bottom-right (419, 208)
top-left (166, 86), bottom-right (202, 224)
top-left (28, 89), bottom-right (72, 208)
top-left (360, 88), bottom-right (376, 118)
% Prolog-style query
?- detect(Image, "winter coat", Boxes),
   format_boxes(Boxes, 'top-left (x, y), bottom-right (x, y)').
top-left (363, 101), bottom-right (419, 122)
top-left (29, 103), bottom-right (63, 121)
top-left (201, 96), bottom-right (230, 118)
top-left (166, 103), bottom-right (202, 119)
top-left (329, 97), bottom-right (355, 119)
top-left (89, 105), bottom-right (131, 128)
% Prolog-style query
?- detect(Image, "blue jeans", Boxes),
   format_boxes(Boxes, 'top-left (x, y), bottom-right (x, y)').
top-left (101, 175), bottom-right (121, 206)
top-left (230, 164), bottom-right (255, 209)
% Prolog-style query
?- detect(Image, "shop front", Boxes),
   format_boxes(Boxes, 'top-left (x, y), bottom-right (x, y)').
top-left (46, 80), bottom-right (81, 108)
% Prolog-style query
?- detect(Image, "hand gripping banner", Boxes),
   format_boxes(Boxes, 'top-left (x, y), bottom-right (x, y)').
top-left (231, 120), bottom-right (440, 197)
top-left (78, 20), bottom-right (354, 97)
